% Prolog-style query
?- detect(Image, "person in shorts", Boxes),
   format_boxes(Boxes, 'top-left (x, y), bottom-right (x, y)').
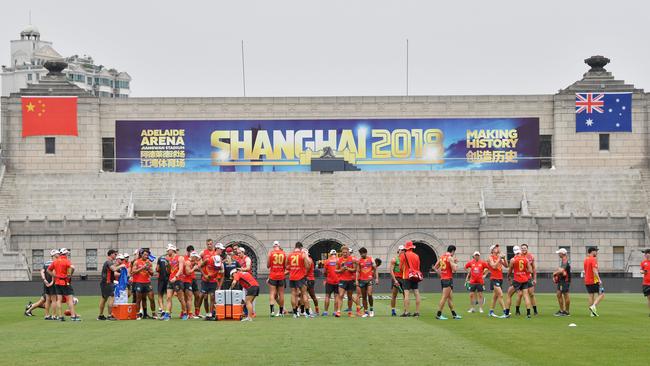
top-left (399, 241), bottom-right (422, 317)
top-left (132, 249), bottom-right (155, 319)
top-left (287, 242), bottom-right (312, 318)
top-left (230, 269), bottom-right (260, 322)
top-left (584, 247), bottom-right (605, 317)
top-left (98, 249), bottom-right (123, 320)
top-left (266, 241), bottom-right (287, 317)
top-left (322, 250), bottom-right (340, 316)
top-left (305, 250), bottom-right (320, 315)
top-left (505, 246), bottom-right (532, 318)
top-left (464, 251), bottom-right (489, 314)
top-left (487, 244), bottom-right (508, 318)
top-left (553, 248), bottom-right (571, 316)
top-left (47, 248), bottom-right (80, 321)
top-left (356, 247), bottom-right (377, 317)
top-left (155, 248), bottom-right (170, 315)
top-left (200, 243), bottom-right (224, 320)
top-left (433, 245), bottom-right (461, 320)
top-left (335, 246), bottom-right (357, 317)
top-left (389, 246), bottom-right (405, 316)
top-left (640, 249), bottom-right (650, 316)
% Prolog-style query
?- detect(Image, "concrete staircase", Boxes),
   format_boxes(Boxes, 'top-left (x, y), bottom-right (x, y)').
top-left (0, 220), bottom-right (30, 281)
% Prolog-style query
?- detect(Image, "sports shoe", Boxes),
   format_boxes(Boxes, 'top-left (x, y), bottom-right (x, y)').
top-left (25, 301), bottom-right (32, 311)
top-left (293, 313), bottom-right (299, 319)
top-left (400, 312), bottom-right (411, 317)
top-left (391, 309), bottom-right (397, 317)
top-left (97, 315), bottom-right (107, 321)
top-left (503, 313), bottom-right (511, 318)
top-left (59, 317), bottom-right (66, 322)
top-left (436, 315), bottom-right (448, 320)
top-left (356, 310), bottom-right (364, 317)
top-left (71, 316), bottom-right (82, 322)
top-left (479, 308), bottom-right (484, 314)
top-left (348, 312), bottom-right (355, 318)
top-left (321, 311), bottom-right (328, 317)
top-left (107, 315), bottom-right (117, 321)
top-left (162, 314), bottom-right (171, 321)
top-left (526, 314), bottom-right (531, 319)
top-left (467, 308), bottom-right (475, 313)
top-left (240, 317), bottom-right (252, 322)
top-left (563, 311), bottom-right (571, 317)
top-left (589, 305), bottom-right (599, 317)
top-left (515, 310), bottom-right (521, 316)
top-left (192, 315), bottom-right (201, 319)
top-left (489, 311), bottom-right (499, 318)
top-left (24, 310), bottom-right (33, 317)
top-left (553, 311), bottom-right (564, 317)
top-left (412, 312), bottom-right (420, 317)
top-left (275, 313), bottom-right (284, 317)
top-left (453, 314), bottom-right (463, 320)
top-left (362, 312), bottom-right (369, 318)
top-left (334, 311), bottom-right (341, 318)
top-left (369, 311), bottom-right (375, 317)
top-left (44, 315), bottom-right (52, 320)
top-left (136, 314), bottom-right (142, 320)
top-left (181, 314), bottom-right (189, 320)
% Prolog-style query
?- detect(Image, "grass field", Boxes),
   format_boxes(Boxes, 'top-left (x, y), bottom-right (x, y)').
top-left (1, 293), bottom-right (648, 365)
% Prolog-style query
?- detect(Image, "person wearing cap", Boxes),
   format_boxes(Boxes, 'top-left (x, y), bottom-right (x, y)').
top-left (267, 241), bottom-right (287, 317)
top-left (399, 241), bottom-right (422, 317)
top-left (47, 248), bottom-right (80, 321)
top-left (515, 244), bottom-right (538, 316)
top-left (584, 247), bottom-right (605, 316)
top-left (97, 249), bottom-right (123, 321)
top-left (322, 249), bottom-right (340, 316)
top-left (464, 251), bottom-right (489, 314)
top-left (487, 244), bottom-right (508, 318)
top-left (504, 246), bottom-right (533, 318)
top-left (229, 268), bottom-right (260, 322)
top-left (552, 248), bottom-right (571, 316)
top-left (389, 245), bottom-right (405, 317)
top-left (640, 249), bottom-right (650, 316)
top-left (25, 249), bottom-right (59, 318)
top-left (163, 244), bottom-right (186, 321)
top-left (199, 243), bottom-right (224, 320)
top-left (222, 247), bottom-right (241, 290)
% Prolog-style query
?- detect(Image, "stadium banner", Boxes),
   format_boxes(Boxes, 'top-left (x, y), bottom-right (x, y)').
top-left (115, 118), bottom-right (539, 172)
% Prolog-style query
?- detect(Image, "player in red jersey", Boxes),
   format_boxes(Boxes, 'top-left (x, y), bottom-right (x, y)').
top-left (505, 246), bottom-right (533, 318)
top-left (389, 245), bottom-right (405, 317)
top-left (305, 250), bottom-right (320, 316)
top-left (267, 241), bottom-right (287, 317)
top-left (163, 244), bottom-right (186, 321)
top-left (335, 246), bottom-right (358, 317)
top-left (487, 244), bottom-right (508, 318)
top-left (47, 248), bottom-right (80, 321)
top-left (464, 251), bottom-right (489, 314)
top-left (321, 249), bottom-right (340, 316)
top-left (200, 243), bottom-right (224, 320)
top-left (584, 247), bottom-right (605, 316)
top-left (199, 239), bottom-right (216, 314)
top-left (132, 249), bottom-right (155, 319)
top-left (399, 241), bottom-right (422, 317)
top-left (641, 249), bottom-right (650, 316)
top-left (230, 268), bottom-right (260, 322)
top-left (286, 242), bottom-right (312, 318)
top-left (515, 244), bottom-right (538, 315)
top-left (356, 247), bottom-right (377, 317)
top-left (433, 245), bottom-right (460, 320)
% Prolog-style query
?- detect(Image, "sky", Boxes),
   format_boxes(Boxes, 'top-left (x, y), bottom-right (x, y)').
top-left (0, 0), bottom-right (648, 97)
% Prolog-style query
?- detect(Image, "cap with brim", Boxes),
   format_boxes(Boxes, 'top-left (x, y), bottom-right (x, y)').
top-left (489, 244), bottom-right (499, 251)
top-left (473, 251), bottom-right (480, 256)
top-left (556, 248), bottom-right (568, 254)
top-left (50, 249), bottom-right (60, 256)
top-left (116, 254), bottom-right (125, 260)
top-left (404, 241), bottom-right (415, 250)
top-left (215, 243), bottom-right (225, 250)
top-left (398, 245), bottom-right (405, 251)
top-left (123, 253), bottom-right (130, 258)
top-left (329, 250), bottom-right (337, 255)
top-left (167, 244), bottom-right (177, 251)
top-left (190, 251), bottom-right (201, 258)
top-left (273, 241), bottom-right (280, 246)
top-left (513, 245), bottom-right (521, 254)
top-left (59, 248), bottom-right (70, 254)
top-left (230, 269), bottom-right (238, 277)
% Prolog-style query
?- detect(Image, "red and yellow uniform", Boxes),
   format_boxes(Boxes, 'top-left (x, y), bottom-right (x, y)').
top-left (168, 255), bottom-right (180, 281)
top-left (233, 271), bottom-right (259, 289)
top-left (337, 256), bottom-right (357, 281)
top-left (358, 256), bottom-right (374, 281)
top-left (583, 256), bottom-right (600, 285)
top-left (488, 254), bottom-right (504, 280)
top-left (181, 255), bottom-right (194, 283)
top-left (201, 255), bottom-right (220, 283)
top-left (132, 258), bottom-right (152, 283)
top-left (438, 253), bottom-right (454, 280)
top-left (288, 250), bottom-right (307, 281)
top-left (465, 260), bottom-right (488, 285)
top-left (324, 257), bottom-right (339, 285)
top-left (512, 255), bottom-right (530, 283)
top-left (48, 255), bottom-right (72, 286)
top-left (525, 253), bottom-right (535, 281)
top-left (399, 251), bottom-right (420, 280)
top-left (268, 249), bottom-right (287, 281)
top-left (641, 259), bottom-right (650, 286)
top-left (306, 261), bottom-right (315, 281)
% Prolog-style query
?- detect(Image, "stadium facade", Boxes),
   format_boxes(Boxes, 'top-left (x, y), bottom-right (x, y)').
top-left (0, 55), bottom-right (648, 281)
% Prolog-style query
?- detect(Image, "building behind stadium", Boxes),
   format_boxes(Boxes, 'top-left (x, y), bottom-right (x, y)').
top-left (0, 51), bottom-right (649, 282)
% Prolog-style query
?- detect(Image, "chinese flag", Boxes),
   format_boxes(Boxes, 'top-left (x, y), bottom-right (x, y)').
top-left (22, 96), bottom-right (78, 137)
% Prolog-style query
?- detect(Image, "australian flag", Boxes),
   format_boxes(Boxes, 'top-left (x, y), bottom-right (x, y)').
top-left (575, 93), bottom-right (632, 132)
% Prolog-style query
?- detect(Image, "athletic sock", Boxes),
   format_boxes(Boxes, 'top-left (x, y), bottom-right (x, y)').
top-left (315, 306), bottom-right (319, 313)
top-left (300, 305), bottom-right (305, 313)
top-left (369, 307), bottom-right (373, 311)
top-left (293, 307), bottom-right (298, 314)
top-left (437, 311), bottom-right (442, 317)
top-left (505, 309), bottom-right (510, 315)
top-left (279, 306), bottom-right (284, 314)
top-left (527, 308), bottom-right (531, 316)
top-left (533, 306), bottom-right (538, 313)
top-left (451, 310), bottom-right (457, 317)
top-left (516, 306), bottom-right (520, 313)
top-left (270, 304), bottom-right (275, 314)
top-left (306, 308), bottom-right (310, 315)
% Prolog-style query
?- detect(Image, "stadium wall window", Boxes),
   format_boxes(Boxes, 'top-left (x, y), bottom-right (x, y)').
top-left (559, 245), bottom-right (570, 259)
top-left (539, 135), bottom-right (552, 168)
top-left (32, 249), bottom-right (44, 271)
top-left (86, 249), bottom-right (98, 271)
top-left (506, 245), bottom-right (514, 261)
top-left (613, 246), bottom-right (624, 270)
top-left (599, 134), bottom-right (609, 151)
top-left (27, 73), bottom-right (32, 81)
top-left (44, 137), bottom-right (55, 154)
top-left (102, 137), bottom-right (115, 172)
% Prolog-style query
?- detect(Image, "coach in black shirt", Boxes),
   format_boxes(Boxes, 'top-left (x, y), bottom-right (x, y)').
top-left (98, 249), bottom-right (122, 320)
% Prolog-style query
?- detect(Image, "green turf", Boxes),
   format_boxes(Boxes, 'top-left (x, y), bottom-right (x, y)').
top-left (1, 293), bottom-right (648, 365)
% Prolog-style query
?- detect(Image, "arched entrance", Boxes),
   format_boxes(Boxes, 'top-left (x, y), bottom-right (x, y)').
top-left (224, 242), bottom-right (259, 277)
top-left (308, 239), bottom-right (343, 262)
top-left (412, 241), bottom-right (438, 277)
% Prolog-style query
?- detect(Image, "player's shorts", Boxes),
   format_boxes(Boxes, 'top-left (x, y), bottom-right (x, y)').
top-left (392, 278), bottom-right (403, 289)
top-left (325, 283), bottom-right (338, 296)
top-left (357, 280), bottom-right (372, 289)
top-left (157, 279), bottom-right (169, 295)
top-left (512, 280), bottom-right (529, 291)
top-left (527, 279), bottom-right (535, 288)
top-left (403, 279), bottom-right (419, 291)
top-left (44, 284), bottom-right (56, 296)
top-left (306, 280), bottom-right (315, 290)
top-left (469, 283), bottom-right (484, 292)
top-left (100, 282), bottom-right (114, 299)
top-left (289, 278), bottom-right (307, 289)
top-left (183, 282), bottom-right (193, 291)
top-left (557, 281), bottom-right (570, 294)
top-left (167, 280), bottom-right (183, 292)
top-left (643, 285), bottom-right (650, 297)
top-left (338, 280), bottom-right (355, 291)
top-left (133, 283), bottom-right (151, 294)
top-left (585, 283), bottom-right (600, 294)
top-left (191, 279), bottom-right (199, 292)
top-left (441, 279), bottom-right (454, 289)
top-left (201, 281), bottom-right (218, 294)
top-left (490, 279), bottom-right (503, 290)
top-left (246, 286), bottom-right (260, 297)
top-left (268, 279), bottom-right (285, 287)
top-left (55, 285), bottom-right (74, 296)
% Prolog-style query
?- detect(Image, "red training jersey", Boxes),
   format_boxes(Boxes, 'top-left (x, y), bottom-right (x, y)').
top-left (641, 260), bottom-right (650, 286)
top-left (525, 253), bottom-right (535, 280)
top-left (488, 254), bottom-right (504, 280)
top-left (512, 255), bottom-right (530, 283)
top-left (181, 255), bottom-right (195, 283)
top-left (168, 255), bottom-right (180, 281)
top-left (268, 249), bottom-right (287, 281)
top-left (306, 259), bottom-right (315, 281)
top-left (324, 256), bottom-right (340, 285)
top-left (287, 250), bottom-right (307, 281)
top-left (234, 271), bottom-right (259, 289)
top-left (358, 256), bottom-right (374, 281)
top-left (583, 256), bottom-right (600, 285)
top-left (132, 258), bottom-right (152, 283)
top-left (48, 255), bottom-right (72, 286)
top-left (400, 251), bottom-right (420, 281)
top-left (337, 256), bottom-right (357, 281)
top-left (465, 260), bottom-right (488, 285)
top-left (438, 253), bottom-right (454, 280)
top-left (201, 256), bottom-right (220, 283)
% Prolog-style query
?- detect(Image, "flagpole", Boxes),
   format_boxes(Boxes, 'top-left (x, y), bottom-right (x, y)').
top-left (241, 40), bottom-right (247, 97)
top-left (406, 39), bottom-right (409, 96)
